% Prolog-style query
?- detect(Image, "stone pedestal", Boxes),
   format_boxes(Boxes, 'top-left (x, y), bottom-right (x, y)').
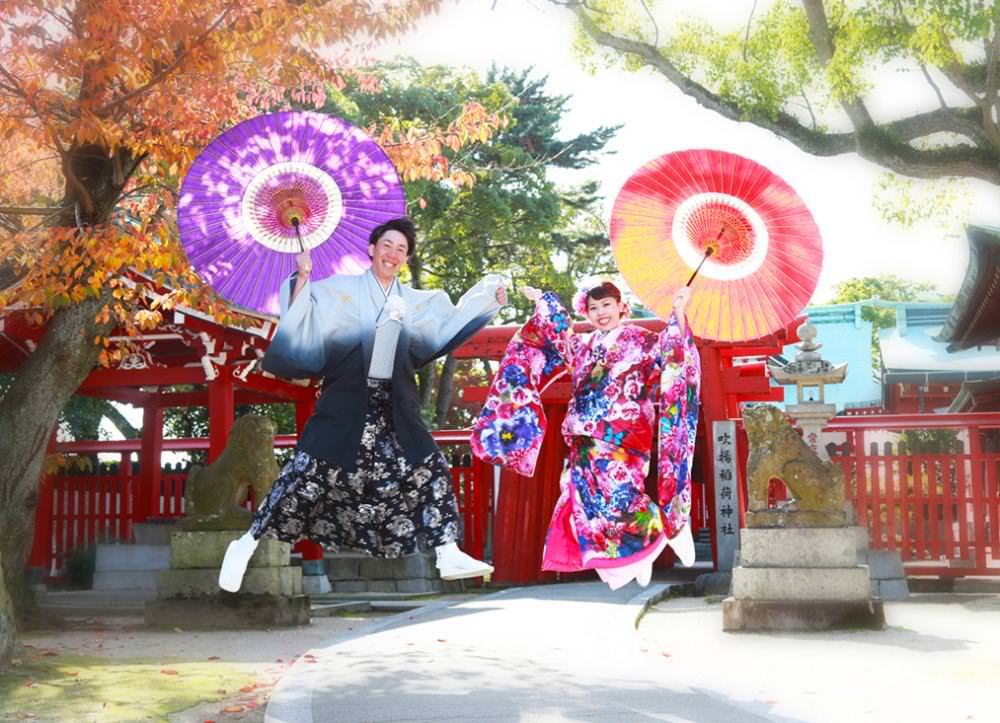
top-left (327, 552), bottom-right (457, 594)
top-left (723, 527), bottom-right (884, 631)
top-left (144, 530), bottom-right (309, 628)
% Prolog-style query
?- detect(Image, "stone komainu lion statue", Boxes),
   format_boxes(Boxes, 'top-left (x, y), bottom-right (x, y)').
top-left (743, 405), bottom-right (844, 521)
top-left (182, 415), bottom-right (280, 531)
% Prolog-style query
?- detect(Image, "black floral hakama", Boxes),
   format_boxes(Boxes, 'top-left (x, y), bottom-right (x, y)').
top-left (250, 380), bottom-right (461, 558)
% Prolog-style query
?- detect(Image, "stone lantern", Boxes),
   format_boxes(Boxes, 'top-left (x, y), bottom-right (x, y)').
top-left (768, 321), bottom-right (847, 460)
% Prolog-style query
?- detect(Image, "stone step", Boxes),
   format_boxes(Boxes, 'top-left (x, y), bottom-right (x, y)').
top-left (133, 520), bottom-right (183, 546)
top-left (38, 589), bottom-right (154, 617)
top-left (310, 601), bottom-right (372, 617)
top-left (95, 544), bottom-right (170, 572)
top-left (332, 578), bottom-right (442, 594)
top-left (93, 569), bottom-right (160, 592)
top-left (371, 600), bottom-right (429, 612)
top-left (326, 552), bottom-right (437, 581)
top-left (313, 591), bottom-right (438, 603)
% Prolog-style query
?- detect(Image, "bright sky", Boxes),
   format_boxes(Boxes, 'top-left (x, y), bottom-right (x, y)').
top-left (377, 0), bottom-right (996, 303)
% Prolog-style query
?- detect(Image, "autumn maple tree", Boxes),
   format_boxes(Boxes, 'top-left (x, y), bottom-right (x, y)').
top-left (0, 0), bottom-right (506, 668)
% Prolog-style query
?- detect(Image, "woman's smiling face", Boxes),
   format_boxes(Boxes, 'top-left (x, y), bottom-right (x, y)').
top-left (587, 295), bottom-right (625, 331)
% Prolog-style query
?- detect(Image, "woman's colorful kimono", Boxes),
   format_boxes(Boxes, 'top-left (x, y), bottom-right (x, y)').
top-left (471, 292), bottom-right (700, 585)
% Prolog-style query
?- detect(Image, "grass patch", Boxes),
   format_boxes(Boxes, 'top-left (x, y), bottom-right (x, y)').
top-left (1, 649), bottom-right (256, 722)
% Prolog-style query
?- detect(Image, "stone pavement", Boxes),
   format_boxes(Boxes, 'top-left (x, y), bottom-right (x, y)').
top-left (266, 578), bottom-right (1000, 723)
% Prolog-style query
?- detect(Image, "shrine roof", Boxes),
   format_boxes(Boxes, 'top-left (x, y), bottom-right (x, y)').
top-left (938, 225), bottom-right (1000, 352)
top-left (879, 315), bottom-right (1000, 383)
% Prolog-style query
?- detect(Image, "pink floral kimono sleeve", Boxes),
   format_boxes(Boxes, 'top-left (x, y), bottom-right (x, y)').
top-left (471, 292), bottom-right (574, 476)
top-left (656, 311), bottom-right (701, 538)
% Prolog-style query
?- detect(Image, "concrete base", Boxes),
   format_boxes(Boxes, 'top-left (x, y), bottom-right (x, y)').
top-left (741, 527), bottom-right (856, 568)
top-left (732, 565), bottom-right (871, 601)
top-left (144, 594), bottom-right (310, 629)
top-left (745, 510), bottom-right (847, 528)
top-left (303, 575), bottom-right (332, 595)
top-left (170, 530), bottom-right (290, 569)
top-left (327, 551), bottom-right (445, 593)
top-left (723, 597), bottom-right (885, 631)
top-left (156, 566), bottom-right (302, 598)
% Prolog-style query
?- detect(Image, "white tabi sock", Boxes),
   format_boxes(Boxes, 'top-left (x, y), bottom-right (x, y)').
top-left (666, 522), bottom-right (696, 567)
top-left (435, 542), bottom-right (494, 581)
top-left (218, 532), bottom-right (259, 592)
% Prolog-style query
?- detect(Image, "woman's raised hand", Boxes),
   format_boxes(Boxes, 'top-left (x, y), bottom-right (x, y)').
top-left (521, 285), bottom-right (542, 303)
top-left (672, 286), bottom-right (691, 311)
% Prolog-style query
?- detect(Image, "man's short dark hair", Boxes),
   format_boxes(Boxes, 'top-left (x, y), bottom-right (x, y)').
top-left (369, 217), bottom-right (417, 256)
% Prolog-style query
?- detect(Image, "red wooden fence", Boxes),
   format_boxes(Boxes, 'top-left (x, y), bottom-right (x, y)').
top-left (734, 412), bottom-right (1000, 577)
top-left (825, 414), bottom-right (1000, 576)
top-left (37, 412), bottom-right (1000, 581)
top-left (34, 433), bottom-right (488, 576)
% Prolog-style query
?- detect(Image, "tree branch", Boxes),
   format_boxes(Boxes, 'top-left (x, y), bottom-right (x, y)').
top-left (571, 5), bottom-right (854, 155)
top-left (567, 2), bottom-right (1000, 185)
top-left (981, 6), bottom-right (1000, 146)
top-left (801, 0), bottom-right (876, 130)
top-left (92, 3), bottom-right (237, 118)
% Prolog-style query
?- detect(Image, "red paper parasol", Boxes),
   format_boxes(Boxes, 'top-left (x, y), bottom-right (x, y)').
top-left (610, 149), bottom-right (822, 342)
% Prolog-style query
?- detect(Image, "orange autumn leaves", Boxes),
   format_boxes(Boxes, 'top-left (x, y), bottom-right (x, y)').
top-left (0, 0), bottom-right (507, 363)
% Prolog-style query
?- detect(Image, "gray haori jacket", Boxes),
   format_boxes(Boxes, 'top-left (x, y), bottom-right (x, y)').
top-left (262, 268), bottom-right (503, 471)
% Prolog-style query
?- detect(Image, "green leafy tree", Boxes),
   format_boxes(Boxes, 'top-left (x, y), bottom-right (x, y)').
top-left (558, 1), bottom-right (1000, 187)
top-left (323, 62), bottom-right (620, 426)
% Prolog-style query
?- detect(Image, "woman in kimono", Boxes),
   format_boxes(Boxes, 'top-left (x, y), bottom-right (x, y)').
top-left (471, 281), bottom-right (699, 589)
top-left (219, 217), bottom-right (507, 591)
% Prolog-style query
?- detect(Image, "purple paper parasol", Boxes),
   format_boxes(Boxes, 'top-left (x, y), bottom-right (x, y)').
top-left (178, 111), bottom-right (406, 315)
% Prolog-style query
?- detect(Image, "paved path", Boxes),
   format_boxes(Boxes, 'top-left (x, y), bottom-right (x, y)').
top-left (268, 581), bottom-right (763, 723)
top-left (266, 582), bottom-right (1000, 723)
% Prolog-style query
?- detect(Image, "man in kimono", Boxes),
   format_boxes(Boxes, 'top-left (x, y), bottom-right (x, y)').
top-left (471, 281), bottom-right (698, 590)
top-left (219, 217), bottom-right (507, 591)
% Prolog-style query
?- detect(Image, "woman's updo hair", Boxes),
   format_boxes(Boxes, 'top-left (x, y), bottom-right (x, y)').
top-left (573, 281), bottom-right (625, 317)
top-left (586, 281), bottom-right (622, 305)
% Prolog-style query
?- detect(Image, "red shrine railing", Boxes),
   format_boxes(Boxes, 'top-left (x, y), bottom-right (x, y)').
top-left (734, 412), bottom-right (1000, 577)
top-left (33, 432), bottom-right (488, 578)
top-left (36, 411), bottom-right (1000, 581)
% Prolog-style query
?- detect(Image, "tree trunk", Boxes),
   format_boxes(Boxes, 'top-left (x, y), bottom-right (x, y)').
top-left (0, 293), bottom-right (112, 626)
top-left (433, 353), bottom-right (459, 429)
top-left (418, 362), bottom-right (437, 410)
top-left (0, 552), bottom-right (14, 671)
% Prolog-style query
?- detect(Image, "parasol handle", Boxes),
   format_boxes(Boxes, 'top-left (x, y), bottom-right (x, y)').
top-left (291, 216), bottom-right (305, 253)
top-left (686, 246), bottom-right (714, 287)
